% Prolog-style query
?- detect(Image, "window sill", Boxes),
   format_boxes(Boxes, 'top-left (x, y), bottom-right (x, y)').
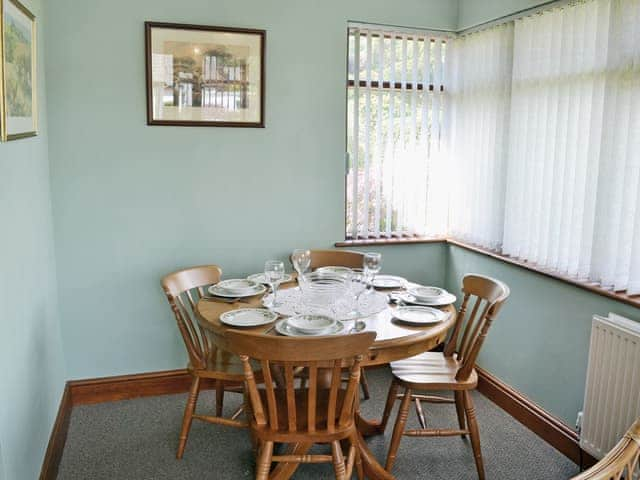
top-left (335, 236), bottom-right (447, 247)
top-left (335, 236), bottom-right (640, 309)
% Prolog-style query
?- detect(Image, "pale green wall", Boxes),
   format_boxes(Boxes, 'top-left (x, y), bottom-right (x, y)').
top-left (445, 245), bottom-right (640, 425)
top-left (45, 0), bottom-right (457, 379)
top-left (0, 0), bottom-right (66, 478)
top-left (38, 0), bottom-right (640, 446)
top-left (457, 0), bottom-right (551, 29)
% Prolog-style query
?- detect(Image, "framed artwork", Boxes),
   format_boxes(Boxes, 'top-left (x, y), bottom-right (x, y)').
top-left (0, 0), bottom-right (36, 141)
top-left (145, 22), bottom-right (265, 128)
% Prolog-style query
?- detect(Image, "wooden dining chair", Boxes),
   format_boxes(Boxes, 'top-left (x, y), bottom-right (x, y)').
top-left (380, 274), bottom-right (510, 479)
top-left (308, 249), bottom-right (365, 271)
top-left (570, 418), bottom-right (639, 480)
top-left (294, 249), bottom-right (372, 400)
top-left (226, 330), bottom-right (376, 480)
top-left (161, 265), bottom-right (249, 459)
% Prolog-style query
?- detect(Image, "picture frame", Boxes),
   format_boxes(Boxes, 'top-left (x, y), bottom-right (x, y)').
top-left (145, 21), bottom-right (265, 128)
top-left (0, 0), bottom-right (37, 141)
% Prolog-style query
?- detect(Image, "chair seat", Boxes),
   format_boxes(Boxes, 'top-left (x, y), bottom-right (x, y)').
top-left (252, 388), bottom-right (352, 441)
top-left (390, 352), bottom-right (477, 390)
top-left (188, 348), bottom-right (252, 381)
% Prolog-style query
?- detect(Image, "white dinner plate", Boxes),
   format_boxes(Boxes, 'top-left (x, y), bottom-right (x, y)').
top-left (247, 273), bottom-right (293, 285)
top-left (393, 306), bottom-right (447, 325)
top-left (220, 308), bottom-right (278, 327)
top-left (316, 266), bottom-right (353, 276)
top-left (397, 291), bottom-right (457, 307)
top-left (373, 275), bottom-right (407, 289)
top-left (287, 314), bottom-right (336, 334)
top-left (275, 318), bottom-right (345, 337)
top-left (208, 283), bottom-right (267, 298)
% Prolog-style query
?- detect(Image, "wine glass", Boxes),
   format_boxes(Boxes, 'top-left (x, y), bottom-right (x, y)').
top-left (291, 249), bottom-right (311, 277)
top-left (346, 269), bottom-right (368, 319)
top-left (264, 260), bottom-right (285, 307)
top-left (363, 252), bottom-right (382, 289)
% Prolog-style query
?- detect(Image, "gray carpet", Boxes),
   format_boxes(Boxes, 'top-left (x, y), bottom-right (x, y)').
top-left (58, 368), bottom-right (579, 479)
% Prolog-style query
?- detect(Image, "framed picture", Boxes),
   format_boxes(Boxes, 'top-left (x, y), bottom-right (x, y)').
top-left (1, 0), bottom-right (36, 141)
top-left (145, 22), bottom-right (265, 128)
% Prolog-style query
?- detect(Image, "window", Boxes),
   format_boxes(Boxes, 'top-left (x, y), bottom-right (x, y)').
top-left (346, 26), bottom-right (449, 239)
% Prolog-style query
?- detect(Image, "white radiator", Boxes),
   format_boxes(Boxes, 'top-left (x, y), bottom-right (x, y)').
top-left (580, 313), bottom-right (640, 460)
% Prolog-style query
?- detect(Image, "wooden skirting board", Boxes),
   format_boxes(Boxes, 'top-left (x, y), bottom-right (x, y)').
top-left (476, 366), bottom-right (596, 467)
top-left (40, 366), bottom-right (594, 479)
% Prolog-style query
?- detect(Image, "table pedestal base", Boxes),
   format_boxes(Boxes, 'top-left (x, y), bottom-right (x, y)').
top-left (268, 414), bottom-right (394, 480)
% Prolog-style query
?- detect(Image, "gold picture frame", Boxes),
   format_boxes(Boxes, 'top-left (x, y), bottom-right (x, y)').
top-left (1, 0), bottom-right (37, 141)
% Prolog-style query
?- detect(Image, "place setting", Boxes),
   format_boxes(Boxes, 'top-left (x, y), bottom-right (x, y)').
top-left (390, 285), bottom-right (457, 307)
top-left (205, 278), bottom-right (267, 303)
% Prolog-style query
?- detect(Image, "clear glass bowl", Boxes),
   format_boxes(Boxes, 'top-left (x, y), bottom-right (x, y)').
top-left (297, 272), bottom-right (348, 317)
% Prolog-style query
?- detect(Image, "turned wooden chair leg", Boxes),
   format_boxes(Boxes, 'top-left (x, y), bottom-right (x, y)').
top-left (255, 440), bottom-right (273, 480)
top-left (380, 379), bottom-right (399, 431)
top-left (464, 391), bottom-right (485, 480)
top-left (385, 387), bottom-right (412, 472)
top-left (454, 390), bottom-right (467, 438)
top-left (360, 370), bottom-right (371, 400)
top-left (215, 379), bottom-right (224, 417)
top-left (331, 440), bottom-right (347, 480)
top-left (350, 431), bottom-right (364, 480)
top-left (177, 376), bottom-right (201, 459)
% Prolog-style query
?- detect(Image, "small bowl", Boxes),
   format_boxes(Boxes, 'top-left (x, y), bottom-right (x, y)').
top-left (408, 286), bottom-right (446, 302)
top-left (287, 314), bottom-right (336, 334)
top-left (216, 279), bottom-right (259, 295)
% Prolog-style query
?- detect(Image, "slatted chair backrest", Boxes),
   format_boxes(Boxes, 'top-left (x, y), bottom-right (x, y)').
top-left (443, 274), bottom-right (510, 382)
top-left (226, 331), bottom-right (376, 434)
top-left (161, 265), bottom-right (222, 370)
top-left (571, 418), bottom-right (640, 480)
top-left (307, 249), bottom-right (365, 271)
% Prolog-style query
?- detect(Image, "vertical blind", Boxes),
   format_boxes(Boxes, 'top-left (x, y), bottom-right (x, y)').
top-left (448, 24), bottom-right (514, 250)
top-left (447, 0), bottom-right (640, 295)
top-left (347, 1), bottom-right (640, 296)
top-left (346, 28), bottom-right (448, 239)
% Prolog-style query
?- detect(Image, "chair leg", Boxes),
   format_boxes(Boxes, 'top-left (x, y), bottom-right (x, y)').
top-left (385, 387), bottom-right (412, 472)
top-left (464, 391), bottom-right (485, 480)
top-left (350, 431), bottom-right (364, 480)
top-left (380, 379), bottom-right (399, 431)
top-left (454, 390), bottom-right (467, 438)
top-left (360, 369), bottom-right (371, 400)
top-left (215, 379), bottom-right (224, 417)
top-left (331, 440), bottom-right (347, 480)
top-left (255, 440), bottom-right (273, 480)
top-left (177, 376), bottom-right (201, 459)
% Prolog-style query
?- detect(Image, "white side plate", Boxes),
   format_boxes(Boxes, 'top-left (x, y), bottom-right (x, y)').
top-left (220, 308), bottom-right (278, 327)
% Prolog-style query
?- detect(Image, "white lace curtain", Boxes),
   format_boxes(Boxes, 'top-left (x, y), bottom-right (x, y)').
top-left (449, 0), bottom-right (640, 295)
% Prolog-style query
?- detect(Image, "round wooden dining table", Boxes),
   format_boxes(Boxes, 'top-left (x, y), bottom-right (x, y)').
top-left (196, 280), bottom-right (456, 480)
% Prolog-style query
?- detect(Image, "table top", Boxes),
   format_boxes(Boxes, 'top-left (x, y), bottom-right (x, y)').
top-left (196, 279), bottom-right (457, 366)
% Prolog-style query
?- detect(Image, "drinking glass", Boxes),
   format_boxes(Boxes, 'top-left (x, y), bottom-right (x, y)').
top-left (264, 260), bottom-right (285, 307)
top-left (346, 269), bottom-right (368, 319)
top-left (363, 252), bottom-right (382, 289)
top-left (291, 249), bottom-right (311, 276)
